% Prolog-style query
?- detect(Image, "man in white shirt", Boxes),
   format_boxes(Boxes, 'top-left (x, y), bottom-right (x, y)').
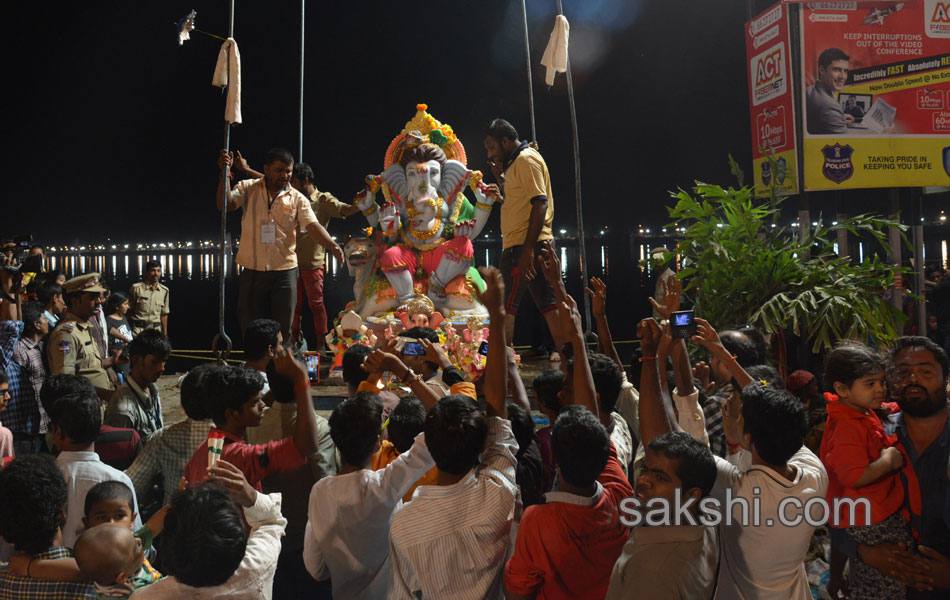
top-left (635, 317), bottom-right (828, 600)
top-left (217, 148), bottom-right (344, 341)
top-left (49, 378), bottom-right (142, 547)
top-left (132, 460), bottom-right (287, 599)
top-left (388, 267), bottom-right (516, 600)
top-left (303, 392), bottom-right (434, 599)
top-left (710, 384), bottom-right (828, 599)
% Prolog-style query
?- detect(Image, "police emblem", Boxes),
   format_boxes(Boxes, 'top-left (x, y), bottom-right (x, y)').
top-left (821, 144), bottom-right (854, 184)
top-left (58, 340), bottom-right (71, 353)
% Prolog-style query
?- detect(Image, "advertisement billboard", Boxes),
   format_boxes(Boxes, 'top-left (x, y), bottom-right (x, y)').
top-left (747, 3), bottom-right (801, 197)
top-left (800, 0), bottom-right (950, 191)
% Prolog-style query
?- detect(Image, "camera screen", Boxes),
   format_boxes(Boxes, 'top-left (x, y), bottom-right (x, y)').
top-left (306, 355), bottom-right (319, 374)
top-left (478, 341), bottom-right (489, 356)
top-left (402, 342), bottom-right (426, 356)
top-left (674, 312), bottom-right (693, 326)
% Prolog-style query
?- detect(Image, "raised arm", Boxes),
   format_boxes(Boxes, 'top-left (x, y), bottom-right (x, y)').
top-left (648, 276), bottom-right (695, 396)
top-left (233, 150), bottom-right (265, 179)
top-left (274, 350), bottom-right (319, 458)
top-left (215, 150), bottom-right (242, 212)
top-left (537, 248), bottom-right (596, 416)
top-left (637, 318), bottom-right (680, 446)
top-left (691, 318), bottom-right (753, 389)
top-left (363, 349), bottom-right (441, 410)
top-left (354, 178), bottom-right (381, 228)
top-left (476, 267), bottom-right (508, 419)
top-left (506, 346), bottom-right (531, 415)
top-left (586, 277), bottom-right (623, 369)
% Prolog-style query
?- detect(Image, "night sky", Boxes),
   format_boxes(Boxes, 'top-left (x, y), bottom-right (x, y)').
top-left (4, 0), bottom-right (754, 244)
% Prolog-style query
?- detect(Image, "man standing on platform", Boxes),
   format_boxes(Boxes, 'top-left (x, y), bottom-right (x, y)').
top-left (483, 118), bottom-right (561, 353)
top-left (129, 260), bottom-right (169, 336)
top-left (217, 148), bottom-right (345, 343)
top-left (290, 163), bottom-right (357, 351)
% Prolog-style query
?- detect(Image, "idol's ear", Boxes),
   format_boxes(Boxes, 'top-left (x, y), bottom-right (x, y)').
top-left (439, 160), bottom-right (470, 205)
top-left (381, 163), bottom-right (408, 203)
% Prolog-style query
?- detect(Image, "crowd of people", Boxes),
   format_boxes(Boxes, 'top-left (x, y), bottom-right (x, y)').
top-left (0, 118), bottom-right (948, 600)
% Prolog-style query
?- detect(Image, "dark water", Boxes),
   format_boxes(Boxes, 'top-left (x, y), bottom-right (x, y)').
top-left (45, 229), bottom-right (950, 372)
top-left (46, 238), bottom-right (660, 362)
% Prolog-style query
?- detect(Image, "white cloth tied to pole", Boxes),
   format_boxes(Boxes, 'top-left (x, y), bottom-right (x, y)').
top-left (540, 14), bottom-right (569, 87)
top-left (212, 37), bottom-right (242, 124)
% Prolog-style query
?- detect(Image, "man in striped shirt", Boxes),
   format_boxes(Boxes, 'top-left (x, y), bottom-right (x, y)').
top-left (388, 267), bottom-right (515, 600)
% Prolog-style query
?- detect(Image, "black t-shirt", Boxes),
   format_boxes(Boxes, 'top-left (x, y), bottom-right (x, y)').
top-left (106, 315), bottom-right (132, 351)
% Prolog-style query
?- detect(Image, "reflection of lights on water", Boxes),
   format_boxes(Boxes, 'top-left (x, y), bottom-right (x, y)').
top-left (833, 242), bottom-right (839, 255)
top-left (859, 243), bottom-right (864, 263)
top-left (600, 246), bottom-right (605, 272)
top-left (187, 255), bottom-right (193, 276)
top-left (124, 255), bottom-right (129, 276)
top-left (137, 255), bottom-right (143, 275)
top-left (639, 244), bottom-right (645, 263)
top-left (560, 247), bottom-right (567, 276)
top-left (942, 241), bottom-right (948, 269)
top-left (111, 256), bottom-right (117, 275)
top-left (484, 249), bottom-right (490, 266)
top-left (80, 256), bottom-right (86, 271)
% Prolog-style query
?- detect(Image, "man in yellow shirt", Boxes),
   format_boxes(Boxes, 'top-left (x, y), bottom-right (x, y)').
top-left (483, 118), bottom-right (560, 351)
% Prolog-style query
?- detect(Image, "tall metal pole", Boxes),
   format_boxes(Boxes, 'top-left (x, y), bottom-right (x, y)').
top-left (299, 0), bottom-right (305, 162)
top-left (888, 190), bottom-right (904, 311)
top-left (520, 0), bottom-right (537, 144)
top-left (213, 0), bottom-right (236, 360)
top-left (554, 0), bottom-right (592, 335)
top-left (912, 189), bottom-right (927, 334)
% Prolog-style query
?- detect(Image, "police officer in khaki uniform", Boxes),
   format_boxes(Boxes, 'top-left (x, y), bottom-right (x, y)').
top-left (48, 273), bottom-right (118, 402)
top-left (129, 260), bottom-right (169, 336)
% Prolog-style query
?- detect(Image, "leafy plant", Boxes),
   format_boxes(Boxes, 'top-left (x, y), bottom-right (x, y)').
top-left (668, 182), bottom-right (907, 352)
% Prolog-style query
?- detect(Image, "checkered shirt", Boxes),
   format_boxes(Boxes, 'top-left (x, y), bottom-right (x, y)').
top-left (13, 335), bottom-right (49, 433)
top-left (0, 547), bottom-right (96, 599)
top-left (125, 418), bottom-right (213, 504)
top-left (0, 321), bottom-right (30, 434)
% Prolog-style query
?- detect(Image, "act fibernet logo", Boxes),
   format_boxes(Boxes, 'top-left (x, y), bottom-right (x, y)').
top-left (751, 42), bottom-right (788, 106)
top-left (926, 0), bottom-right (950, 37)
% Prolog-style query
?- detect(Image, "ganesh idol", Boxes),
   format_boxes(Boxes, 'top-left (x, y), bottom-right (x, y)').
top-left (353, 104), bottom-right (498, 312)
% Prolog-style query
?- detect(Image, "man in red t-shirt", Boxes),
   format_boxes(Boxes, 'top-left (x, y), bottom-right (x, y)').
top-left (183, 351), bottom-right (319, 490)
top-left (505, 405), bottom-right (633, 600)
